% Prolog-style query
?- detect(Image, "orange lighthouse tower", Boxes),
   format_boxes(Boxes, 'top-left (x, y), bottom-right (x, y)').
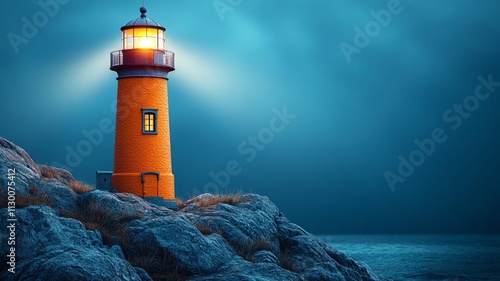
top-left (109, 7), bottom-right (176, 208)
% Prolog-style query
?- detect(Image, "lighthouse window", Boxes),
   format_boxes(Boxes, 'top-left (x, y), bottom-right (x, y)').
top-left (142, 109), bottom-right (158, 135)
top-left (144, 114), bottom-right (155, 131)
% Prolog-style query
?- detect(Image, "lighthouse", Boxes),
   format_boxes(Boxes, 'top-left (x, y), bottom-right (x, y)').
top-left (100, 6), bottom-right (176, 208)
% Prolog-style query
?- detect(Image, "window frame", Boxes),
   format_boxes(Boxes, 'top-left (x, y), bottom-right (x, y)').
top-left (142, 108), bottom-right (158, 135)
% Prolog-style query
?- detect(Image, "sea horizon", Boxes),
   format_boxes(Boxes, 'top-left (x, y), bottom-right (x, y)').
top-left (318, 234), bottom-right (500, 281)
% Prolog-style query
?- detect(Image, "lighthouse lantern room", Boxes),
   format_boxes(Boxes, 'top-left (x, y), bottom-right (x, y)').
top-left (121, 9), bottom-right (165, 50)
top-left (99, 6), bottom-right (177, 209)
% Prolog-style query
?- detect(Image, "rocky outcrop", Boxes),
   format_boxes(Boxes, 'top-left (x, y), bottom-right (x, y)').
top-left (0, 206), bottom-right (149, 281)
top-left (0, 137), bottom-right (389, 281)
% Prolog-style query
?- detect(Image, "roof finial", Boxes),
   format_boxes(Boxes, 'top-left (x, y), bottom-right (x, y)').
top-left (140, 6), bottom-right (147, 18)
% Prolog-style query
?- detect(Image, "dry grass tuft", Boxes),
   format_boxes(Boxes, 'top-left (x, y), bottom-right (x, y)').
top-left (81, 201), bottom-right (114, 229)
top-left (234, 238), bottom-right (276, 263)
top-left (277, 237), bottom-right (298, 272)
top-left (14, 184), bottom-right (53, 208)
top-left (196, 224), bottom-right (214, 235)
top-left (59, 197), bottom-right (143, 245)
top-left (111, 225), bottom-right (133, 251)
top-left (195, 224), bottom-right (224, 237)
top-left (197, 193), bottom-right (243, 207)
top-left (278, 250), bottom-right (296, 272)
top-left (176, 198), bottom-right (185, 209)
top-left (39, 165), bottom-right (58, 179)
top-left (68, 180), bottom-right (95, 195)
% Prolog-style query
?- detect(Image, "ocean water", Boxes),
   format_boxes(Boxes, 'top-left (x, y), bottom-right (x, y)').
top-left (319, 235), bottom-right (500, 281)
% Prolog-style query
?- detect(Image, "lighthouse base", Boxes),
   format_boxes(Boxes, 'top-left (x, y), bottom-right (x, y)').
top-left (144, 197), bottom-right (178, 210)
top-left (111, 172), bottom-right (175, 200)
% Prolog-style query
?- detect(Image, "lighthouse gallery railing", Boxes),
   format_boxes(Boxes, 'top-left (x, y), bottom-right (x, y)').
top-left (110, 50), bottom-right (175, 69)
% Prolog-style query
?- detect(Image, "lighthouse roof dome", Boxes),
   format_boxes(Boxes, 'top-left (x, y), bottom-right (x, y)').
top-left (121, 7), bottom-right (166, 31)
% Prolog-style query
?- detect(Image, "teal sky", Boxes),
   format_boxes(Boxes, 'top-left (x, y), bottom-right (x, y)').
top-left (1, 0), bottom-right (500, 234)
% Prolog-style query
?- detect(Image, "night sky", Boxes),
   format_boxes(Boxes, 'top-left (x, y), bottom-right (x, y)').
top-left (1, 0), bottom-right (500, 235)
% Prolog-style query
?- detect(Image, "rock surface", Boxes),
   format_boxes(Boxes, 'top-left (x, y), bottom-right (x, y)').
top-left (0, 137), bottom-right (390, 281)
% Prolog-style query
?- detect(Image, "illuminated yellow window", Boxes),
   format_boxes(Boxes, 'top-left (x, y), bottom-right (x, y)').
top-left (122, 27), bottom-right (165, 50)
top-left (123, 29), bottom-right (134, 50)
top-left (142, 109), bottom-right (158, 134)
top-left (144, 113), bottom-right (154, 131)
